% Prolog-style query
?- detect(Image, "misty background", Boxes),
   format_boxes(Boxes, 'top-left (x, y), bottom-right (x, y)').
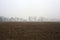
top-left (0, 0), bottom-right (60, 21)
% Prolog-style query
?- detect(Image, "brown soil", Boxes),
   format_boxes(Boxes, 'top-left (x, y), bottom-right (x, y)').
top-left (0, 22), bottom-right (60, 40)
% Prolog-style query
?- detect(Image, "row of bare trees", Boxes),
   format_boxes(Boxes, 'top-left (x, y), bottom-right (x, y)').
top-left (0, 16), bottom-right (60, 22)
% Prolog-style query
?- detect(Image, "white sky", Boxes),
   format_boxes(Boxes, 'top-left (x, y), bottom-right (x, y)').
top-left (0, 0), bottom-right (60, 19)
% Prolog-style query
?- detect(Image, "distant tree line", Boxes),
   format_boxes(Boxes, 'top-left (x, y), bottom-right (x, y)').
top-left (0, 16), bottom-right (60, 22)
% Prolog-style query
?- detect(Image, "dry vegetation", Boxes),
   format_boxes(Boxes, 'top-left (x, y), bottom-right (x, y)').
top-left (0, 22), bottom-right (60, 40)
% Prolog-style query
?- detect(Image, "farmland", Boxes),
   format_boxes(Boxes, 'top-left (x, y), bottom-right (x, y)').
top-left (0, 22), bottom-right (60, 40)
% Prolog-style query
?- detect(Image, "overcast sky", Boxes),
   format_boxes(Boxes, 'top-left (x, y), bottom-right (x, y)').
top-left (0, 0), bottom-right (60, 19)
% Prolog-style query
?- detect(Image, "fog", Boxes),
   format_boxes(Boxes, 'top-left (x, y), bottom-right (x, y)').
top-left (0, 0), bottom-right (60, 19)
